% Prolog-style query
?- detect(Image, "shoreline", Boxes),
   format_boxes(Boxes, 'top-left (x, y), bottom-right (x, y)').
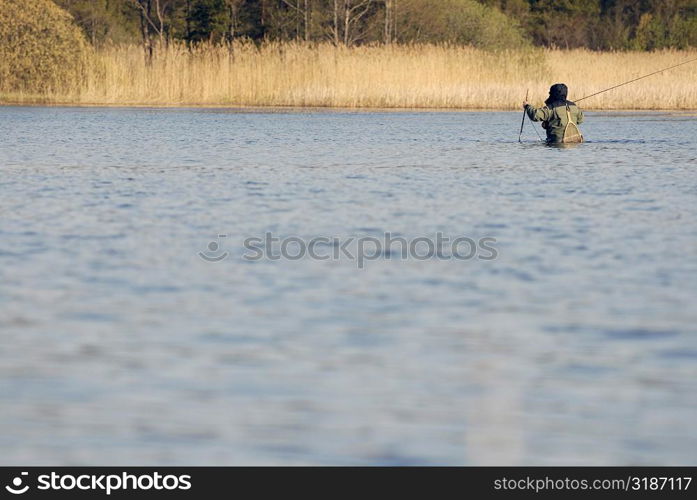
top-left (2, 102), bottom-right (697, 113)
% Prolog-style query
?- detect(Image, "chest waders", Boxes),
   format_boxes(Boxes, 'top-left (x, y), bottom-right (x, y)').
top-left (562, 104), bottom-right (583, 143)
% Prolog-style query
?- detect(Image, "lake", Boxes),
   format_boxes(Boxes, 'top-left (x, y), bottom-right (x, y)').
top-left (1, 106), bottom-right (696, 465)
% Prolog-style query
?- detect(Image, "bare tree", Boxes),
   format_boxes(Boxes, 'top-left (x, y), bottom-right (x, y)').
top-left (384, 0), bottom-right (395, 44)
top-left (129, 0), bottom-right (179, 60)
top-left (304, 0), bottom-right (312, 42)
top-left (329, 0), bottom-right (374, 46)
top-left (129, 0), bottom-right (155, 61)
top-left (279, 0), bottom-right (313, 41)
top-left (332, 0), bottom-right (340, 45)
top-left (224, 0), bottom-right (245, 44)
top-left (153, 0), bottom-right (168, 44)
top-left (185, 0), bottom-right (191, 41)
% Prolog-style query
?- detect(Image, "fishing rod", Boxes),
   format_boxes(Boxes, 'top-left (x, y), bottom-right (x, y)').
top-left (518, 89), bottom-right (528, 143)
top-left (575, 55), bottom-right (697, 103)
top-left (518, 89), bottom-right (545, 142)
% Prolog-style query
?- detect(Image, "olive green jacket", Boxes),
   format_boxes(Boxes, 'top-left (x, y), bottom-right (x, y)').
top-left (525, 102), bottom-right (584, 143)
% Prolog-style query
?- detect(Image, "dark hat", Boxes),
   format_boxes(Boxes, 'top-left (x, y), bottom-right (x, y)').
top-left (549, 83), bottom-right (568, 100)
top-left (545, 83), bottom-right (569, 106)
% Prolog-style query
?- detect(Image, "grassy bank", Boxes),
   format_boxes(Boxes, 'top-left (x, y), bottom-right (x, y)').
top-left (3, 42), bottom-right (697, 110)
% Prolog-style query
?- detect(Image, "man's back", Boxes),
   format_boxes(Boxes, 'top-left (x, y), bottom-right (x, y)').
top-left (523, 84), bottom-right (584, 144)
top-left (525, 101), bottom-right (584, 144)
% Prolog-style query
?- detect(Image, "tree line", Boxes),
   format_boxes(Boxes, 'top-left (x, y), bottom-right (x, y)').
top-left (482, 0), bottom-right (697, 50)
top-left (54, 0), bottom-right (697, 50)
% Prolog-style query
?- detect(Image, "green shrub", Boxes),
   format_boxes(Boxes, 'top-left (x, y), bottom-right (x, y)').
top-left (396, 0), bottom-right (529, 50)
top-left (0, 0), bottom-right (91, 94)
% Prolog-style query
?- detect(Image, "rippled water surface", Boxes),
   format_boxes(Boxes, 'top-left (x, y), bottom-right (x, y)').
top-left (1, 107), bottom-right (696, 465)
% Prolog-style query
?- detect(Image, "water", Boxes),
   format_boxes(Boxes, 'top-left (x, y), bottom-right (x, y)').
top-left (1, 107), bottom-right (696, 465)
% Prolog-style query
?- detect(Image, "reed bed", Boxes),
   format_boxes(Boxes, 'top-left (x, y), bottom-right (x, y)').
top-left (4, 42), bottom-right (697, 109)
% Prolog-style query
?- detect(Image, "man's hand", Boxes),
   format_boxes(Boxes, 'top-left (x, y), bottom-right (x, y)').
top-left (523, 100), bottom-right (529, 108)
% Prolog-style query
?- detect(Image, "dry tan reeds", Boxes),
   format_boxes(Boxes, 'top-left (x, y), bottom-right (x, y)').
top-left (3, 41), bottom-right (697, 110)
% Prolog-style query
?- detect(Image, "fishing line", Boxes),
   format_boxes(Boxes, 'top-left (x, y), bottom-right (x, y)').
top-left (527, 114), bottom-right (545, 142)
top-left (575, 56), bottom-right (697, 103)
top-left (520, 89), bottom-right (545, 142)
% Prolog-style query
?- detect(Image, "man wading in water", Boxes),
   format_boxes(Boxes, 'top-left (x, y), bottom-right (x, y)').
top-left (524, 83), bottom-right (584, 144)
